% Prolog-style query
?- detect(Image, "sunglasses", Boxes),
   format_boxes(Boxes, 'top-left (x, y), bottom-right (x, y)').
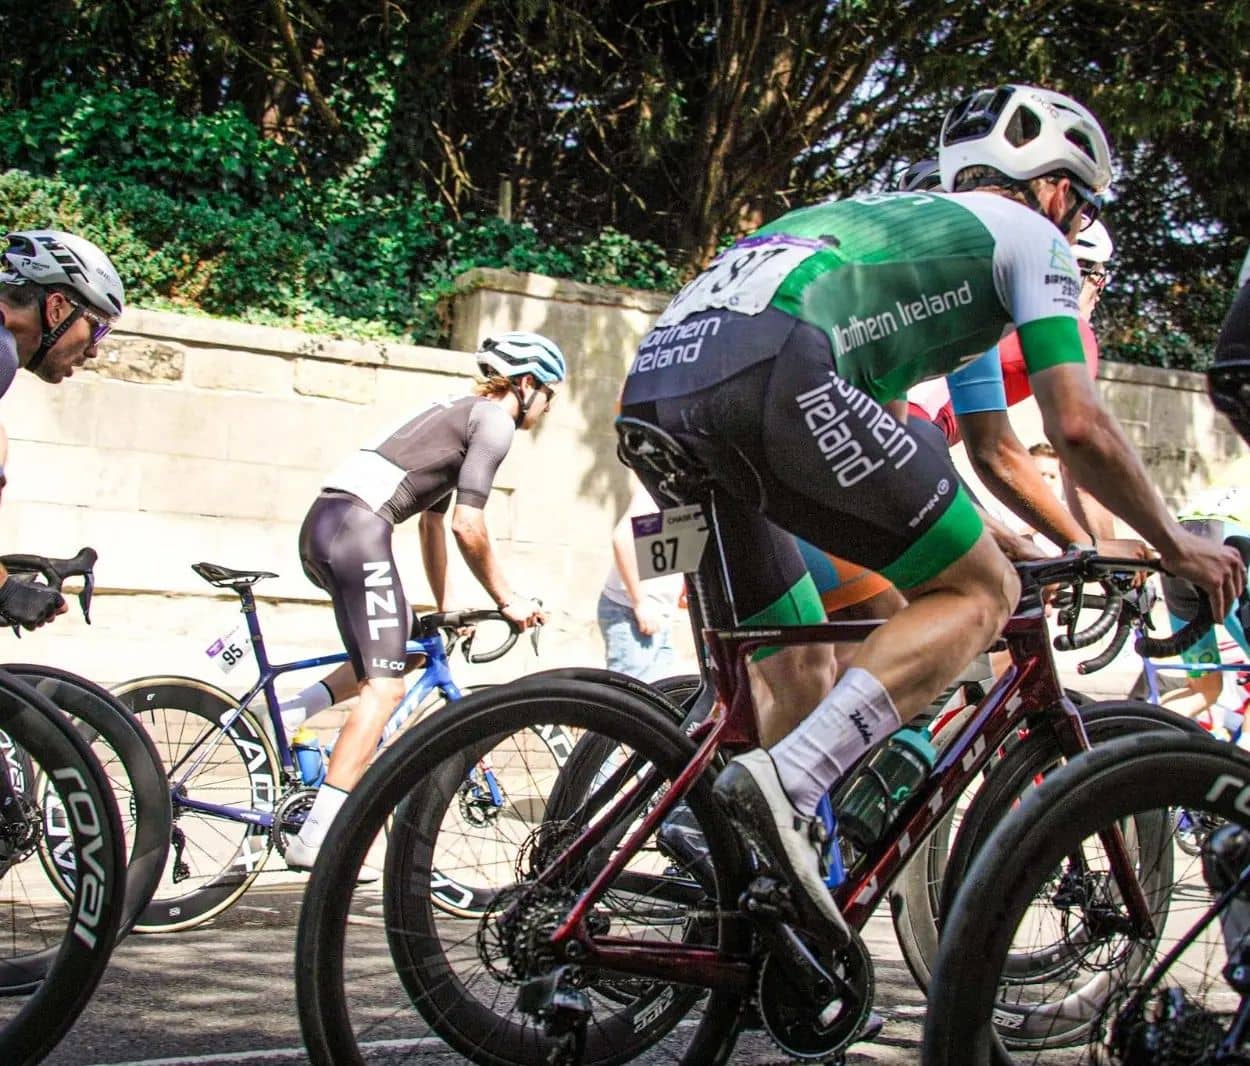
top-left (63, 298), bottom-right (113, 345)
top-left (538, 383), bottom-right (555, 405)
top-left (1080, 267), bottom-right (1111, 290)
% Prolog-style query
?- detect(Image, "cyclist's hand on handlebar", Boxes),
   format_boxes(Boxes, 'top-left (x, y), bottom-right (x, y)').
top-left (0, 575), bottom-right (66, 629)
top-left (1162, 529), bottom-right (1246, 623)
top-left (1093, 537), bottom-right (1153, 587)
top-left (501, 597), bottom-right (545, 630)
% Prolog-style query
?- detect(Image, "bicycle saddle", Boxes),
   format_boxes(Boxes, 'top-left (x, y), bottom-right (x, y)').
top-left (192, 561), bottom-right (278, 589)
top-left (615, 417), bottom-right (712, 507)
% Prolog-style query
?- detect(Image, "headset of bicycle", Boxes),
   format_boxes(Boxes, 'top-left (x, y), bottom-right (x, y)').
top-left (0, 230), bottom-right (124, 385)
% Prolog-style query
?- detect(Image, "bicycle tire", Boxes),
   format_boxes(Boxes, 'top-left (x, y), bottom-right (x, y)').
top-left (923, 732), bottom-right (1234, 1064)
top-left (297, 677), bottom-right (750, 1066)
top-left (424, 673), bottom-right (700, 919)
top-left (7, 664), bottom-right (171, 946)
top-left (892, 696), bottom-right (1190, 992)
top-left (112, 675), bottom-right (280, 932)
top-left (0, 670), bottom-right (126, 1065)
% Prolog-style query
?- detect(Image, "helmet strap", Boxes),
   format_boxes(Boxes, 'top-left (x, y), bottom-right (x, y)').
top-left (27, 290), bottom-right (80, 374)
top-left (509, 381), bottom-right (535, 427)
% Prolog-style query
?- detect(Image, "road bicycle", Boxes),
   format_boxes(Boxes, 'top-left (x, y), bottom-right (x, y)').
top-left (113, 559), bottom-right (565, 931)
top-left (0, 562), bottom-right (128, 1062)
top-left (0, 549), bottom-right (171, 956)
top-left (293, 419), bottom-right (1195, 1065)
top-left (923, 726), bottom-right (1250, 1065)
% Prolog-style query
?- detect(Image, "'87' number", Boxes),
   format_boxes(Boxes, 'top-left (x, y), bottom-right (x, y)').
top-left (650, 537), bottom-right (680, 573)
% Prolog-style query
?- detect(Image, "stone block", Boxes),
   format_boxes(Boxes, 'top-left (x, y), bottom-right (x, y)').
top-left (189, 348), bottom-right (293, 394)
top-left (94, 386), bottom-right (231, 459)
top-left (2, 374), bottom-right (101, 446)
top-left (6, 440), bottom-right (142, 511)
top-left (93, 336), bottom-right (185, 383)
top-left (294, 359), bottom-right (376, 404)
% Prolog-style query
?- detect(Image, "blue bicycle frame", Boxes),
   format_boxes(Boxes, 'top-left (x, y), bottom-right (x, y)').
top-left (169, 585), bottom-right (472, 831)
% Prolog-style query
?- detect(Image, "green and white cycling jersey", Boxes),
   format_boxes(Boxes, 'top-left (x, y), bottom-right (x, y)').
top-left (634, 190), bottom-right (1086, 405)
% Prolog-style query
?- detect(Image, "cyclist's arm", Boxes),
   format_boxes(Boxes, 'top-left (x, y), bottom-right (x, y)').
top-left (450, 504), bottom-right (541, 628)
top-left (1060, 462), bottom-right (1117, 540)
top-left (1030, 362), bottom-right (1182, 549)
top-left (957, 409), bottom-right (1090, 550)
top-left (418, 505), bottom-right (451, 612)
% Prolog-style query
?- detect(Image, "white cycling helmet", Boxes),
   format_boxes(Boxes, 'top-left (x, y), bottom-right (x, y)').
top-left (2, 230), bottom-right (125, 317)
top-left (476, 331), bottom-right (567, 384)
top-left (938, 85), bottom-right (1113, 197)
top-left (1074, 220), bottom-right (1114, 266)
top-left (898, 158), bottom-right (942, 193)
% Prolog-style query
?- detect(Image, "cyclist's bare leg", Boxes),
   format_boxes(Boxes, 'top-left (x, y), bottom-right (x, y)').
top-left (323, 675), bottom-right (406, 791)
top-left (752, 643), bottom-right (840, 747)
top-left (827, 584), bottom-right (908, 674)
top-left (757, 531), bottom-right (1018, 772)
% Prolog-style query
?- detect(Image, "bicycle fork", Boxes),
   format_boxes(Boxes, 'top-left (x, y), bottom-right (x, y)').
top-left (1050, 696), bottom-right (1158, 942)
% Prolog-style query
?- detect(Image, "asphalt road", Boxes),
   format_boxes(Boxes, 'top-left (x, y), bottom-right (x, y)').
top-left (43, 879), bottom-right (930, 1066)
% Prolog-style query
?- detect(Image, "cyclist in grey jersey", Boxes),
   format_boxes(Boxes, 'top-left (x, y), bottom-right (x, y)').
top-left (284, 332), bottom-right (566, 873)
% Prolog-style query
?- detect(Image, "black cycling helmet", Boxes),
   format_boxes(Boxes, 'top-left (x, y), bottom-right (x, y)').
top-left (1209, 284), bottom-right (1250, 446)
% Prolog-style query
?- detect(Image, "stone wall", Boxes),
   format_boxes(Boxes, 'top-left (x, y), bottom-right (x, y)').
top-left (0, 267), bottom-right (1241, 698)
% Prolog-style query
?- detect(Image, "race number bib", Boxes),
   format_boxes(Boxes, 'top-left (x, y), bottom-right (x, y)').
top-left (205, 620), bottom-right (251, 675)
top-left (654, 238), bottom-right (820, 327)
top-left (632, 505), bottom-right (709, 579)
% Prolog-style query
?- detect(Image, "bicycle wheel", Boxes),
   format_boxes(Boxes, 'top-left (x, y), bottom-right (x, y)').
top-left (297, 678), bottom-right (751, 1066)
top-left (0, 670), bottom-right (126, 1065)
top-left (924, 731), bottom-right (1246, 1064)
top-left (6, 664), bottom-right (171, 945)
top-left (112, 675), bottom-right (280, 932)
top-left (427, 672), bottom-right (699, 918)
top-left (894, 697), bottom-right (1194, 992)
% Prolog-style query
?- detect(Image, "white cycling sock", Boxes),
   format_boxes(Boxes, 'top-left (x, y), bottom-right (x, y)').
top-left (280, 680), bottom-right (334, 733)
top-left (769, 667), bottom-right (902, 815)
top-left (297, 784), bottom-right (349, 848)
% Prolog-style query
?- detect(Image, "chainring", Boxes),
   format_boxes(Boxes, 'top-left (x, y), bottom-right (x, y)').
top-left (756, 926), bottom-right (875, 1061)
top-left (270, 786), bottom-right (318, 857)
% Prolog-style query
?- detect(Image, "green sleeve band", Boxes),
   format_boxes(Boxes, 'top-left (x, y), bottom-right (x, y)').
top-left (1018, 316), bottom-right (1087, 375)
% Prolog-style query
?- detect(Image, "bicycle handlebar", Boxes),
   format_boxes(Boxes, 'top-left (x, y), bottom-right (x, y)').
top-left (417, 608), bottom-right (533, 663)
top-left (1134, 596), bottom-right (1215, 659)
top-left (0, 547), bottom-right (97, 623)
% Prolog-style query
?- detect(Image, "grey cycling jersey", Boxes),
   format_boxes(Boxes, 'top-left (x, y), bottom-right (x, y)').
top-left (322, 395), bottom-right (515, 524)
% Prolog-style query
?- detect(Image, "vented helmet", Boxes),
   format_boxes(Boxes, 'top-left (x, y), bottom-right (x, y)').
top-left (898, 158), bottom-right (942, 193)
top-left (476, 331), bottom-right (566, 384)
top-left (938, 85), bottom-right (1113, 197)
top-left (2, 230), bottom-right (125, 317)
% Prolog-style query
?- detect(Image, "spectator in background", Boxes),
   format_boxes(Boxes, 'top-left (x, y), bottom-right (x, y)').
top-left (598, 476), bottom-right (684, 682)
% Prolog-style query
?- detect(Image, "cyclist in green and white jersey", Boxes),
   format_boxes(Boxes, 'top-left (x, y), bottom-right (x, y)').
top-left (620, 84), bottom-right (1245, 948)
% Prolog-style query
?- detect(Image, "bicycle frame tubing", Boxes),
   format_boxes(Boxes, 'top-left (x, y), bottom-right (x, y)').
top-left (167, 583), bottom-right (463, 828)
top-left (544, 577), bottom-right (1156, 991)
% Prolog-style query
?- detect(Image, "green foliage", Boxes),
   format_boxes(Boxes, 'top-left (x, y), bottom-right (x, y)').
top-left (0, 86), bottom-right (302, 207)
top-left (0, 164), bottom-right (677, 346)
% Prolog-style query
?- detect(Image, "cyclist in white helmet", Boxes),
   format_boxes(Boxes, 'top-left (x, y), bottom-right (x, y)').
top-left (0, 230), bottom-right (124, 630)
top-left (621, 84), bottom-right (1242, 950)
top-left (0, 230), bottom-right (123, 391)
top-left (283, 330), bottom-right (566, 873)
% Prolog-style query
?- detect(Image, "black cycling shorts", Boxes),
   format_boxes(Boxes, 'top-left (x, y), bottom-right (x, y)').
top-left (619, 309), bottom-right (983, 623)
top-left (298, 492), bottom-right (410, 681)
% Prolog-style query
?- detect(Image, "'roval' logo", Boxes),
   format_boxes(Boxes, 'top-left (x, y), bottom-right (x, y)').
top-left (52, 766), bottom-right (109, 949)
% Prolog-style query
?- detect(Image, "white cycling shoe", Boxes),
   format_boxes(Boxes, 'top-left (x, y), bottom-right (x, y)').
top-left (712, 749), bottom-right (849, 949)
top-left (285, 837), bottom-right (381, 884)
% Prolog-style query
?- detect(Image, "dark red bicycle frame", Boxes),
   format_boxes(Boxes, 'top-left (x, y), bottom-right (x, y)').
top-left (546, 574), bottom-right (1155, 992)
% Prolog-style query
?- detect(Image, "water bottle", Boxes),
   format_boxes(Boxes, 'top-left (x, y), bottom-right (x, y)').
top-left (835, 726), bottom-right (936, 850)
top-left (291, 726), bottom-right (326, 788)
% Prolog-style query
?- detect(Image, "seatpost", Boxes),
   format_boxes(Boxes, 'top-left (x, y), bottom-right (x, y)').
top-left (237, 586), bottom-right (278, 709)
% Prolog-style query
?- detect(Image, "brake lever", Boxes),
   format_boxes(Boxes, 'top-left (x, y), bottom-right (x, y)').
top-left (529, 621), bottom-right (543, 656)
